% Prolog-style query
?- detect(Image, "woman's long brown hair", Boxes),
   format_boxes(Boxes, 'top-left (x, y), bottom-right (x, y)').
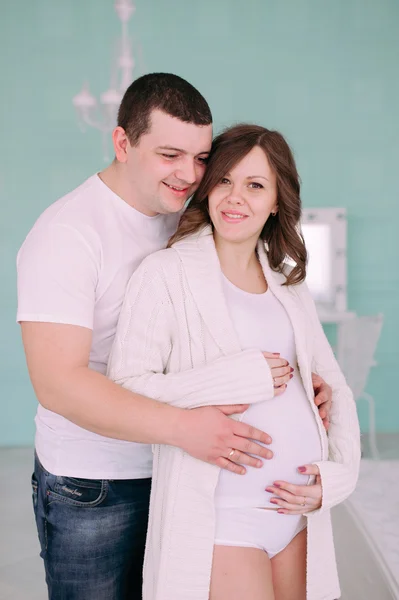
top-left (168, 124), bottom-right (307, 286)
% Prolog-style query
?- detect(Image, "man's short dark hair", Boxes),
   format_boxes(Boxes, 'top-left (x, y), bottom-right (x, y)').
top-left (117, 72), bottom-right (213, 145)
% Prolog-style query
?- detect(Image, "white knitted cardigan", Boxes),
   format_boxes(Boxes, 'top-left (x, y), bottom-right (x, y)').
top-left (107, 226), bottom-right (361, 600)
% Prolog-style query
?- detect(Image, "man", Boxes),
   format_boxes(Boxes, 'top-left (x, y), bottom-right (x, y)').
top-left (17, 73), bottom-right (331, 599)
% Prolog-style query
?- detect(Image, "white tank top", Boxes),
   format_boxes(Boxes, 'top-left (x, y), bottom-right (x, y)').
top-left (215, 274), bottom-right (323, 508)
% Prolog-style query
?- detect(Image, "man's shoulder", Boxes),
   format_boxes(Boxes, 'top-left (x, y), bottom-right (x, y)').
top-left (19, 175), bottom-right (107, 256)
top-left (33, 175), bottom-right (105, 228)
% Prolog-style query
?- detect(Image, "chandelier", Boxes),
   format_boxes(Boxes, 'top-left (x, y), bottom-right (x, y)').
top-left (73, 0), bottom-right (136, 161)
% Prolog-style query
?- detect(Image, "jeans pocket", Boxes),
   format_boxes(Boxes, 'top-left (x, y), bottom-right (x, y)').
top-left (47, 476), bottom-right (108, 508)
top-left (31, 473), bottom-right (38, 511)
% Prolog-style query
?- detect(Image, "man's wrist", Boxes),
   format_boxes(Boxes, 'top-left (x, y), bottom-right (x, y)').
top-left (160, 404), bottom-right (187, 448)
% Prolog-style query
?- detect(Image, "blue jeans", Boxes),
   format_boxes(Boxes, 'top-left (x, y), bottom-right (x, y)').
top-left (31, 453), bottom-right (151, 600)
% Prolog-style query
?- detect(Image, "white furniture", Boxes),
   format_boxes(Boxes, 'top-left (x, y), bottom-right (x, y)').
top-left (336, 314), bottom-right (384, 459)
top-left (302, 208), bottom-right (349, 323)
top-left (317, 308), bottom-right (356, 324)
top-left (301, 209), bottom-right (384, 459)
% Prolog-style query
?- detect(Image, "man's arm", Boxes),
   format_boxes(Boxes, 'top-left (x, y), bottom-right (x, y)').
top-left (312, 372), bottom-right (332, 431)
top-left (17, 221), bottom-right (276, 474)
top-left (298, 283), bottom-right (361, 513)
top-left (21, 321), bottom-right (273, 473)
top-left (21, 321), bottom-right (181, 443)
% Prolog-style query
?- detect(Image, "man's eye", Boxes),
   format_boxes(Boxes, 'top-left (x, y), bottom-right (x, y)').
top-left (162, 154), bottom-right (177, 159)
top-left (197, 157), bottom-right (208, 164)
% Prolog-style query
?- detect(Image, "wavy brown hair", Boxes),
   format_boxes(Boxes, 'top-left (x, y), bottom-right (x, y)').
top-left (168, 123), bottom-right (307, 285)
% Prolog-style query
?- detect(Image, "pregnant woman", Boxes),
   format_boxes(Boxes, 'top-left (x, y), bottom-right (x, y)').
top-left (108, 123), bottom-right (360, 600)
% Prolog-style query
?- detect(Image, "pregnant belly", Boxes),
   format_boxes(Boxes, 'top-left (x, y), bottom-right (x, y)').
top-left (215, 377), bottom-right (323, 509)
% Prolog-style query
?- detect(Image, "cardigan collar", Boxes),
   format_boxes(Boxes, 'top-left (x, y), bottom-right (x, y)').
top-left (172, 225), bottom-right (311, 391)
top-left (172, 226), bottom-right (241, 354)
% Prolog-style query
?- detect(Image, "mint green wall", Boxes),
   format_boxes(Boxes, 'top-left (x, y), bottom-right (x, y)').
top-left (1, 1), bottom-right (398, 445)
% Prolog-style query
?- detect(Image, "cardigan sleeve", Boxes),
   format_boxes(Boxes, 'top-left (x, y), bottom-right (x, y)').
top-left (107, 257), bottom-right (275, 410)
top-left (298, 283), bottom-right (361, 515)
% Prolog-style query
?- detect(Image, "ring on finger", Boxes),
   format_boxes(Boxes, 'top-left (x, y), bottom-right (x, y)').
top-left (301, 495), bottom-right (307, 507)
top-left (228, 449), bottom-right (236, 459)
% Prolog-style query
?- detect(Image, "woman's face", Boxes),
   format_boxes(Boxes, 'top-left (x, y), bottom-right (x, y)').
top-left (208, 146), bottom-right (278, 246)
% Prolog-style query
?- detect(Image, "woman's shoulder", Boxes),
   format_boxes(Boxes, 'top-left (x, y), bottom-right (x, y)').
top-left (132, 247), bottom-right (183, 288)
top-left (270, 260), bottom-right (312, 307)
top-left (278, 261), bottom-right (309, 294)
top-left (124, 248), bottom-right (182, 306)
top-left (140, 247), bottom-right (180, 270)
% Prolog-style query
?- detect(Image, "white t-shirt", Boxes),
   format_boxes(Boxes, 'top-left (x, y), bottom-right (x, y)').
top-left (17, 174), bottom-right (180, 479)
top-left (215, 274), bottom-right (322, 508)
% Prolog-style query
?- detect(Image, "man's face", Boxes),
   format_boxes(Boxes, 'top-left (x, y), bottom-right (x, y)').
top-left (125, 110), bottom-right (212, 216)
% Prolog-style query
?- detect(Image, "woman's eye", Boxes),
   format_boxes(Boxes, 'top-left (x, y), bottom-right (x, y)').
top-left (249, 182), bottom-right (263, 189)
top-left (220, 177), bottom-right (230, 185)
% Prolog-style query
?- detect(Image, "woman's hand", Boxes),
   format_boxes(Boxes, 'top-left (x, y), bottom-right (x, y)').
top-left (263, 352), bottom-right (293, 397)
top-left (265, 464), bottom-right (322, 514)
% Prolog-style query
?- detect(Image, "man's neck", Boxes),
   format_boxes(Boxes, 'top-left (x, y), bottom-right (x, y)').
top-left (99, 163), bottom-right (157, 217)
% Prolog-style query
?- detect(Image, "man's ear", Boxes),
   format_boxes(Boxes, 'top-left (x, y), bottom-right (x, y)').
top-left (112, 127), bottom-right (130, 163)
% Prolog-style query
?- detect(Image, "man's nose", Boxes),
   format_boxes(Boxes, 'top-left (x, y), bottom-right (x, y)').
top-left (175, 159), bottom-right (197, 185)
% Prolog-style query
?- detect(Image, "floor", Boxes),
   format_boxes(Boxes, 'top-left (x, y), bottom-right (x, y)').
top-left (0, 436), bottom-right (398, 600)
top-left (0, 448), bottom-right (46, 600)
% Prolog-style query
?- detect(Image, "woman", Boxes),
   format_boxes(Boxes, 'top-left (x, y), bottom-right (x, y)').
top-left (107, 124), bottom-right (361, 600)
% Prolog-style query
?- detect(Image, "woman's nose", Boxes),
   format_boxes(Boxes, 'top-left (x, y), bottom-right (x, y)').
top-left (226, 192), bottom-right (244, 205)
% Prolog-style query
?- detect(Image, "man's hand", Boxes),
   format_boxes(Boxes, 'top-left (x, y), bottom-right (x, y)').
top-left (312, 373), bottom-right (332, 431)
top-left (175, 404), bottom-right (273, 475)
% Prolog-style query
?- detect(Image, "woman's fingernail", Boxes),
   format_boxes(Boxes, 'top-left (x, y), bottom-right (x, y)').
top-left (277, 509), bottom-right (285, 514)
top-left (273, 482), bottom-right (281, 488)
top-left (298, 466), bottom-right (306, 473)
top-left (273, 352), bottom-right (280, 356)
top-left (290, 367), bottom-right (294, 373)
top-left (289, 373), bottom-right (293, 379)
top-left (265, 487), bottom-right (273, 493)
top-left (270, 498), bottom-right (278, 504)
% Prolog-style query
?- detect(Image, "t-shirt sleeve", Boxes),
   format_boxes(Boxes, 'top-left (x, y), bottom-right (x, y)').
top-left (16, 223), bottom-right (99, 329)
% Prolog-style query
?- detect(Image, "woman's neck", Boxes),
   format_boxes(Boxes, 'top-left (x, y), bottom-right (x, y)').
top-left (214, 233), bottom-right (267, 294)
top-left (214, 233), bottom-right (258, 272)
